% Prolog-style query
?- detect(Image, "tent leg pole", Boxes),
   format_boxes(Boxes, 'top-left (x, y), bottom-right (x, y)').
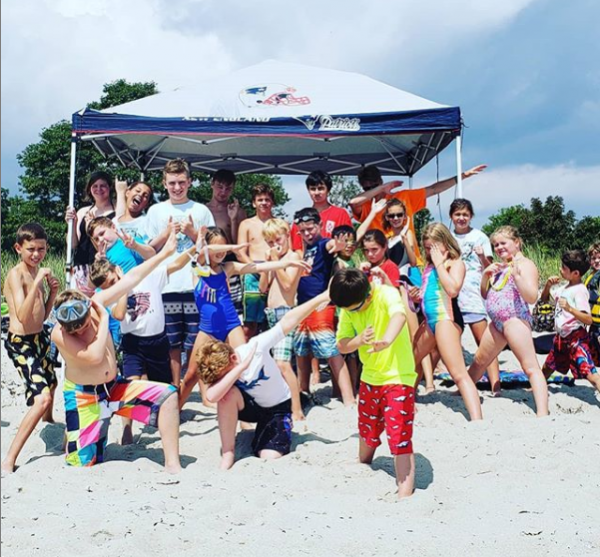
top-left (408, 176), bottom-right (413, 190)
top-left (66, 134), bottom-right (78, 286)
top-left (455, 135), bottom-right (463, 198)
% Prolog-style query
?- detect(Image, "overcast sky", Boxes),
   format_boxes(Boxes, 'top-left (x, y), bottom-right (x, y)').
top-left (2, 0), bottom-right (599, 227)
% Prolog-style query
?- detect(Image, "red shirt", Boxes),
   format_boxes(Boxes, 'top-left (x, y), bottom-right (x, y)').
top-left (369, 259), bottom-right (400, 288)
top-left (291, 204), bottom-right (352, 251)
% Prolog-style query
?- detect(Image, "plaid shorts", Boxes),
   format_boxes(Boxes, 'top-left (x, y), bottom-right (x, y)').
top-left (264, 306), bottom-right (294, 362)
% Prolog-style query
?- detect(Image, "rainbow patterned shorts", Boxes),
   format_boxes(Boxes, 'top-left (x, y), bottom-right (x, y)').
top-left (63, 377), bottom-right (177, 467)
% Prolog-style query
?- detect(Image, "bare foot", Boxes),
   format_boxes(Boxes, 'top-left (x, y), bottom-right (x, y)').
top-left (491, 386), bottom-right (502, 397)
top-left (202, 399), bottom-right (217, 410)
top-left (239, 421), bottom-right (255, 431)
top-left (121, 426), bottom-right (134, 445)
top-left (424, 385), bottom-right (435, 395)
top-left (292, 411), bottom-right (306, 422)
top-left (165, 462), bottom-right (182, 474)
top-left (220, 452), bottom-right (235, 470)
top-left (42, 415), bottom-right (56, 424)
top-left (1, 460), bottom-right (16, 474)
top-left (310, 372), bottom-right (320, 387)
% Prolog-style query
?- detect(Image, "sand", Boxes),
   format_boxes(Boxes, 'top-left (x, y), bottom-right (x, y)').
top-left (2, 335), bottom-right (599, 557)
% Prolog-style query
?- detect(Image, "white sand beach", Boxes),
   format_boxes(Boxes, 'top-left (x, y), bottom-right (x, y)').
top-left (2, 336), bottom-right (599, 557)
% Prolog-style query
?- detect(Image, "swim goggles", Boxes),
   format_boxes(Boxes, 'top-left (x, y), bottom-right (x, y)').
top-left (54, 298), bottom-right (91, 325)
top-left (294, 214), bottom-right (319, 225)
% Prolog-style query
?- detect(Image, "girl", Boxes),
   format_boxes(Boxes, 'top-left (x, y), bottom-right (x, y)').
top-left (450, 199), bottom-right (501, 396)
top-left (65, 171), bottom-right (115, 295)
top-left (468, 226), bottom-right (549, 416)
top-left (383, 198), bottom-right (418, 272)
top-left (179, 227), bottom-right (310, 407)
top-left (360, 229), bottom-right (400, 287)
top-left (411, 223), bottom-right (482, 420)
top-left (114, 180), bottom-right (154, 242)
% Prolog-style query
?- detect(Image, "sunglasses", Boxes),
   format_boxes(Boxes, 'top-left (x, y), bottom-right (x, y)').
top-left (55, 299), bottom-right (91, 324)
top-left (386, 212), bottom-right (405, 220)
top-left (294, 215), bottom-right (319, 225)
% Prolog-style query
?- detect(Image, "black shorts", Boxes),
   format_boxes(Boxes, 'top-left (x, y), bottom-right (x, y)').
top-left (121, 331), bottom-right (172, 384)
top-left (238, 390), bottom-right (293, 456)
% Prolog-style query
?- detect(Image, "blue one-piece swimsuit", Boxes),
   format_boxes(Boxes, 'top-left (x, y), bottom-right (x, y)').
top-left (194, 269), bottom-right (242, 341)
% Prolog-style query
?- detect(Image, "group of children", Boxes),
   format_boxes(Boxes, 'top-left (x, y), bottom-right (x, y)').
top-left (3, 158), bottom-right (599, 500)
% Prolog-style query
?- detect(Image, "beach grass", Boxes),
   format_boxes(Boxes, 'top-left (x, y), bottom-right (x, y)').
top-left (1, 250), bottom-right (68, 293)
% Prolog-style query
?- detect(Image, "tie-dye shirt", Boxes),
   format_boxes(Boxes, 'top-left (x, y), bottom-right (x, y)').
top-left (452, 228), bottom-right (492, 315)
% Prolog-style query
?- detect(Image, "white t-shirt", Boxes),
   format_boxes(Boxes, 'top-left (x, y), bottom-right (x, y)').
top-left (145, 200), bottom-right (215, 293)
top-left (118, 266), bottom-right (169, 337)
top-left (554, 283), bottom-right (590, 337)
top-left (452, 228), bottom-right (492, 315)
top-left (235, 324), bottom-right (291, 408)
top-left (114, 216), bottom-right (148, 244)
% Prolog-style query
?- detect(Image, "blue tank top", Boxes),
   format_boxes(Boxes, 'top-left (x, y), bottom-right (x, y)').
top-left (194, 268), bottom-right (241, 339)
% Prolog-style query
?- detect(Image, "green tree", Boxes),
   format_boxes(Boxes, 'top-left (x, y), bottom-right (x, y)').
top-left (328, 176), bottom-right (362, 208)
top-left (414, 208), bottom-right (433, 243)
top-left (482, 196), bottom-right (592, 253)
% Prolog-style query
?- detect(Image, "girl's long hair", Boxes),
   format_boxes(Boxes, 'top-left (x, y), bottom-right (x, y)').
top-left (422, 223), bottom-right (461, 263)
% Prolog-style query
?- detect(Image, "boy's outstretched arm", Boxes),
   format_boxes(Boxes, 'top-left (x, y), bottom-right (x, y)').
top-left (367, 311), bottom-right (406, 353)
top-left (279, 291), bottom-right (330, 336)
top-left (94, 232), bottom-right (177, 308)
top-left (205, 343), bottom-right (258, 403)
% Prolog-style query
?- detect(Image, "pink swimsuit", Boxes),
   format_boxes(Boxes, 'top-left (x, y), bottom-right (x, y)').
top-left (485, 267), bottom-right (532, 333)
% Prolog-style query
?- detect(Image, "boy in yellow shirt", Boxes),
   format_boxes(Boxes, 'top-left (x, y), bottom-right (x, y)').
top-left (331, 268), bottom-right (417, 499)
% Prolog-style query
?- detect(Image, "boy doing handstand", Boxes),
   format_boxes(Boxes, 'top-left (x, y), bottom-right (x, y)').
top-left (2, 223), bottom-right (60, 473)
top-left (51, 232), bottom-right (182, 472)
top-left (196, 291), bottom-right (331, 470)
top-left (330, 268), bottom-right (417, 499)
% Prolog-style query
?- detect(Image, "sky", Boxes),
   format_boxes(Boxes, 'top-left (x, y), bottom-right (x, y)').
top-left (2, 0), bottom-right (599, 228)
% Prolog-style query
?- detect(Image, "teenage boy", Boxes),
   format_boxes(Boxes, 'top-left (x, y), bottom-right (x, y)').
top-left (237, 184), bottom-right (277, 338)
top-left (290, 170), bottom-right (352, 252)
top-left (330, 268), bottom-right (417, 499)
top-left (541, 250), bottom-right (600, 392)
top-left (51, 232), bottom-right (182, 472)
top-left (205, 169), bottom-right (246, 322)
top-left (196, 291), bottom-right (331, 469)
top-left (146, 159), bottom-right (215, 385)
top-left (350, 164), bottom-right (487, 260)
top-left (2, 223), bottom-right (60, 473)
top-left (293, 207), bottom-right (354, 405)
top-left (260, 218), bottom-right (305, 421)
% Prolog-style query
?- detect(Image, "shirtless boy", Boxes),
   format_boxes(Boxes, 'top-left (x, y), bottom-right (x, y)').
top-left (2, 223), bottom-right (60, 473)
top-left (260, 218), bottom-right (305, 420)
top-left (237, 183), bottom-right (276, 338)
top-left (51, 232), bottom-right (182, 472)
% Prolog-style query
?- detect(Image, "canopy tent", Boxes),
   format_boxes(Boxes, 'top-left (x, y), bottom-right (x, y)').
top-left (67, 60), bottom-right (465, 263)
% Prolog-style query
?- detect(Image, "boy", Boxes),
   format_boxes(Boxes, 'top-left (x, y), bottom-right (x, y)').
top-left (585, 242), bottom-right (600, 361)
top-left (51, 232), bottom-right (182, 472)
top-left (196, 290), bottom-right (331, 469)
top-left (293, 207), bottom-right (354, 405)
top-left (260, 218), bottom-right (305, 420)
top-left (541, 250), bottom-right (600, 392)
top-left (88, 216), bottom-right (155, 271)
top-left (290, 170), bottom-right (352, 252)
top-left (330, 268), bottom-right (417, 499)
top-left (237, 183), bottom-right (277, 338)
top-left (146, 159), bottom-right (215, 385)
top-left (2, 223), bottom-right (60, 473)
top-left (89, 246), bottom-right (193, 441)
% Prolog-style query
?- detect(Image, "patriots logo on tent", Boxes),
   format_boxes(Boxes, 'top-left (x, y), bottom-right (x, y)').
top-left (240, 84), bottom-right (311, 108)
top-left (294, 115), bottom-right (361, 132)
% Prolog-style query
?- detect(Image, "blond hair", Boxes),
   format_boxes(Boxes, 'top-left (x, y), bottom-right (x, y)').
top-left (196, 339), bottom-right (235, 384)
top-left (163, 158), bottom-right (190, 179)
top-left (262, 218), bottom-right (290, 241)
top-left (422, 223), bottom-right (461, 263)
top-left (490, 225), bottom-right (523, 249)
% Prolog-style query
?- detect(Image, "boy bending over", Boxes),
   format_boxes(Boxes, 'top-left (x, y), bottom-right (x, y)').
top-left (330, 268), bottom-right (417, 499)
top-left (2, 223), bottom-right (60, 473)
top-left (197, 291), bottom-right (331, 470)
top-left (51, 233), bottom-right (182, 472)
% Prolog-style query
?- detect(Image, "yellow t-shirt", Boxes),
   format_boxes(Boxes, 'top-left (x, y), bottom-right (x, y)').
top-left (336, 285), bottom-right (416, 386)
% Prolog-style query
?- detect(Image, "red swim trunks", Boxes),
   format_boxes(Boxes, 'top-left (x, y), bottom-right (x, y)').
top-left (357, 382), bottom-right (415, 455)
top-left (544, 328), bottom-right (598, 379)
